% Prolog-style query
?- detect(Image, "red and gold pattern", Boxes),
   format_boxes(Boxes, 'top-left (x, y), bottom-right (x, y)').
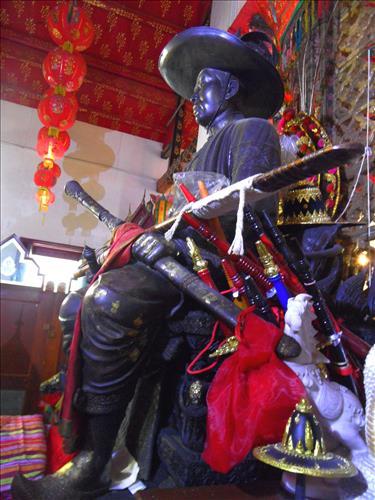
top-left (35, 187), bottom-right (56, 212)
top-left (37, 160), bottom-right (62, 179)
top-left (229, 0), bottom-right (299, 46)
top-left (42, 47), bottom-right (87, 92)
top-left (277, 109), bottom-right (341, 220)
top-left (47, 2), bottom-right (95, 52)
top-left (0, 0), bottom-right (211, 146)
top-left (37, 89), bottom-right (78, 131)
top-left (30, 2), bottom-right (96, 212)
top-left (36, 127), bottom-right (71, 159)
top-left (34, 168), bottom-right (57, 189)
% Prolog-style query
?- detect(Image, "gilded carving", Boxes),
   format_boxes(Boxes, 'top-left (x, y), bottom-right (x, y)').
top-left (20, 61), bottom-right (31, 81)
top-left (131, 19), bottom-right (141, 40)
top-left (160, 0), bottom-right (171, 18)
top-left (40, 5), bottom-right (50, 19)
top-left (7, 72), bottom-right (18, 85)
top-left (115, 32), bottom-right (126, 52)
top-left (106, 10), bottom-right (118, 32)
top-left (102, 101), bottom-right (112, 113)
top-left (0, 9), bottom-right (10, 25)
top-left (153, 25), bottom-right (165, 47)
top-left (183, 4), bottom-right (193, 26)
top-left (99, 43), bottom-right (111, 59)
top-left (88, 111), bottom-right (99, 125)
top-left (12, 0), bottom-right (24, 18)
top-left (111, 118), bottom-right (120, 129)
top-left (93, 23), bottom-right (103, 44)
top-left (93, 84), bottom-right (104, 101)
top-left (138, 96), bottom-right (147, 113)
top-left (139, 40), bottom-right (149, 60)
top-left (25, 17), bottom-right (36, 35)
top-left (122, 51), bottom-right (133, 66)
top-left (82, 2), bottom-right (94, 18)
top-left (144, 112), bottom-right (154, 124)
top-left (116, 92), bottom-right (126, 107)
top-left (86, 0), bottom-right (175, 33)
top-left (110, 300), bottom-right (120, 314)
top-left (80, 94), bottom-right (91, 106)
top-left (131, 124), bottom-right (141, 135)
top-left (145, 58), bottom-right (154, 73)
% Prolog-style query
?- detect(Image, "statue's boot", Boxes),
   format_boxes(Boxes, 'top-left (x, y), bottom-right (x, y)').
top-left (11, 409), bottom-right (124, 500)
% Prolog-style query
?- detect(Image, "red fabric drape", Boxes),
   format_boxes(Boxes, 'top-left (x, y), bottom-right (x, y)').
top-left (60, 223), bottom-right (145, 449)
top-left (202, 308), bottom-right (305, 473)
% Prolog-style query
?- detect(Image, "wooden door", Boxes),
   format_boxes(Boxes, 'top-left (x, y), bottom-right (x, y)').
top-left (1, 284), bottom-right (65, 414)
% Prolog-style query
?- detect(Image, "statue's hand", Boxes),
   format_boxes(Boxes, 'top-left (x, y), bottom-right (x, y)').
top-left (132, 232), bottom-right (177, 266)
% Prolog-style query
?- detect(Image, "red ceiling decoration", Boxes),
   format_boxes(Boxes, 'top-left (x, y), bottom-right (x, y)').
top-left (228, 0), bottom-right (299, 46)
top-left (0, 0), bottom-right (211, 145)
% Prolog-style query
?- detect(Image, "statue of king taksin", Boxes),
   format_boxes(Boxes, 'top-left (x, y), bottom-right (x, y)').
top-left (12, 27), bottom-right (288, 500)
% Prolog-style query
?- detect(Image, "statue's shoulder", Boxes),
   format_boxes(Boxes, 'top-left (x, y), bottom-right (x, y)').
top-left (233, 117), bottom-right (276, 131)
top-left (230, 117), bottom-right (279, 143)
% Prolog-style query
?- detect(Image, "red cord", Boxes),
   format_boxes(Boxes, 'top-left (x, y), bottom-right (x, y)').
top-left (187, 321), bottom-right (220, 375)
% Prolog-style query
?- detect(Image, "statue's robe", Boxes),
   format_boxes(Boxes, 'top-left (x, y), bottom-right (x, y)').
top-left (74, 116), bottom-right (281, 478)
top-left (187, 117), bottom-right (280, 183)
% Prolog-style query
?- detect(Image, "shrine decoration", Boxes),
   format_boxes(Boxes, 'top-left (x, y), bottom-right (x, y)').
top-left (35, 188), bottom-right (56, 213)
top-left (36, 127), bottom-right (71, 159)
top-left (37, 89), bottom-right (78, 131)
top-left (276, 109), bottom-right (341, 224)
top-left (42, 47), bottom-right (87, 93)
top-left (33, 1), bottom-right (94, 213)
top-left (47, 3), bottom-right (95, 52)
top-left (34, 168), bottom-right (57, 189)
top-left (37, 160), bottom-right (62, 179)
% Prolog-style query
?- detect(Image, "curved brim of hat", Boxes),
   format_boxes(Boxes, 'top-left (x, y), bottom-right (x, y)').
top-left (253, 444), bottom-right (357, 478)
top-left (159, 27), bottom-right (284, 119)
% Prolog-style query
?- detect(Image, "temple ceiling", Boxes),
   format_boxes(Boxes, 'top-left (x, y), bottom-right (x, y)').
top-left (0, 0), bottom-right (211, 146)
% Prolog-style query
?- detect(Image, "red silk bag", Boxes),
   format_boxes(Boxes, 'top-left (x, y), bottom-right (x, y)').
top-left (202, 308), bottom-right (305, 473)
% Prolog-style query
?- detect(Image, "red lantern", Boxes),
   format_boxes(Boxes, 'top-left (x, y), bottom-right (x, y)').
top-left (37, 160), bottom-right (61, 178)
top-left (43, 47), bottom-right (86, 93)
top-left (36, 127), bottom-right (70, 158)
top-left (38, 90), bottom-right (78, 131)
top-left (35, 187), bottom-right (55, 212)
top-left (34, 168), bottom-right (57, 188)
top-left (47, 4), bottom-right (94, 52)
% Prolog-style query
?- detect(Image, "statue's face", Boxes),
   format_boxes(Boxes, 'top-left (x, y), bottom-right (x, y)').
top-left (191, 68), bottom-right (229, 128)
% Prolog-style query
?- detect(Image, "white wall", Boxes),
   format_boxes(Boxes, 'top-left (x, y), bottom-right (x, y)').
top-left (210, 0), bottom-right (246, 31)
top-left (0, 100), bottom-right (168, 249)
top-left (196, 0), bottom-right (247, 151)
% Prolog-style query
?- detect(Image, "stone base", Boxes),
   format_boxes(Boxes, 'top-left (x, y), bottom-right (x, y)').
top-left (158, 427), bottom-right (274, 488)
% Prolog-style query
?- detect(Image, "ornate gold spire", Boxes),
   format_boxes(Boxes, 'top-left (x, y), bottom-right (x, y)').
top-left (255, 240), bottom-right (279, 278)
top-left (186, 237), bottom-right (208, 273)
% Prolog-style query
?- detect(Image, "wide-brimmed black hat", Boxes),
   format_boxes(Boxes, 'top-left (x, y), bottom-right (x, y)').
top-left (159, 27), bottom-right (284, 119)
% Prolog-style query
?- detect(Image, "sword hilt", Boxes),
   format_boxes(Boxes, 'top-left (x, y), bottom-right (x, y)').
top-left (65, 180), bottom-right (123, 232)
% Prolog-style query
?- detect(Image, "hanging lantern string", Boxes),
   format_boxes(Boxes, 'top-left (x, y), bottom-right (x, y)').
top-left (308, 0), bottom-right (339, 115)
top-left (334, 152), bottom-right (366, 223)
top-left (365, 48), bottom-right (373, 287)
top-left (67, 0), bottom-right (77, 24)
top-left (334, 48), bottom-right (373, 286)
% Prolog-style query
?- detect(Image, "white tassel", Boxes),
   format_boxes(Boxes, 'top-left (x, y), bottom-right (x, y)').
top-left (164, 202), bottom-right (193, 241)
top-left (228, 186), bottom-right (246, 255)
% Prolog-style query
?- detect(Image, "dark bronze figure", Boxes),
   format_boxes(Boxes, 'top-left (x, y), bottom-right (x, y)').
top-left (11, 27), bottom-right (363, 499)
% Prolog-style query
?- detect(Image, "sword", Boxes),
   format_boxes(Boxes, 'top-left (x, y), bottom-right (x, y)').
top-left (66, 142), bottom-right (363, 275)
